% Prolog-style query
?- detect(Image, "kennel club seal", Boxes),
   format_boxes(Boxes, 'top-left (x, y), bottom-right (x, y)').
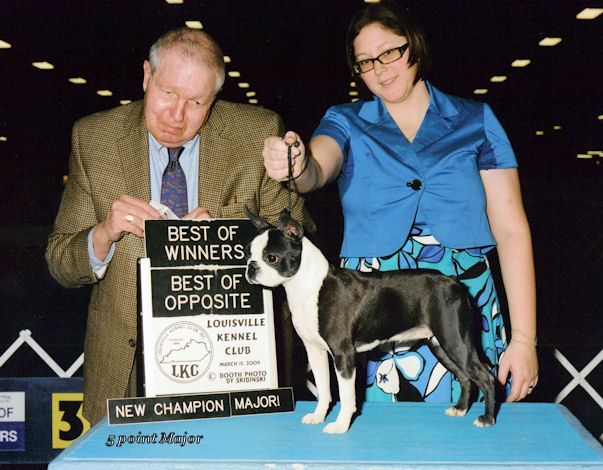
top-left (155, 321), bottom-right (214, 383)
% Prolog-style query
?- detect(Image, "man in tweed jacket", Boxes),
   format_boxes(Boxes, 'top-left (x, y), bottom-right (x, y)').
top-left (46, 28), bottom-right (313, 425)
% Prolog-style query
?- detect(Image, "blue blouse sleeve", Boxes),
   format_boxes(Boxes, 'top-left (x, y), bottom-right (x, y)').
top-left (311, 105), bottom-right (351, 157)
top-left (477, 103), bottom-right (518, 170)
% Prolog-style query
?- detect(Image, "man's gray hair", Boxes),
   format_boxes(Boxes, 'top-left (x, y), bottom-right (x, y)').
top-left (149, 27), bottom-right (226, 94)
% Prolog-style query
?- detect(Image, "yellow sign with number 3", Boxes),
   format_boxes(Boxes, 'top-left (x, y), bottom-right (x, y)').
top-left (51, 393), bottom-right (91, 448)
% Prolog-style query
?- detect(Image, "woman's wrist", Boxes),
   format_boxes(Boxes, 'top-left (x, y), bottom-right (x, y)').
top-left (511, 328), bottom-right (537, 347)
top-left (291, 157), bottom-right (309, 180)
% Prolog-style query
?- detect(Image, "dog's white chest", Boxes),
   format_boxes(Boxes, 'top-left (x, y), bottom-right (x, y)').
top-left (289, 295), bottom-right (327, 348)
top-left (284, 239), bottom-right (329, 349)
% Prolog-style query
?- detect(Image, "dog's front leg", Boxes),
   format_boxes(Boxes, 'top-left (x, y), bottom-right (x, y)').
top-left (323, 364), bottom-right (356, 434)
top-left (301, 341), bottom-right (331, 425)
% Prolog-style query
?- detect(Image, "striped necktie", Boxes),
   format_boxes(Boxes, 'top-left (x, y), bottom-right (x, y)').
top-left (160, 147), bottom-right (188, 218)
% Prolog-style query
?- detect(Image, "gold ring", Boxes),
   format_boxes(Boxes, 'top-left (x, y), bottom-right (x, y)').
top-left (125, 214), bottom-right (134, 223)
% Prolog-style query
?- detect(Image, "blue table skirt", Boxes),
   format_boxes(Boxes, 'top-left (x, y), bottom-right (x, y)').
top-left (49, 401), bottom-right (603, 469)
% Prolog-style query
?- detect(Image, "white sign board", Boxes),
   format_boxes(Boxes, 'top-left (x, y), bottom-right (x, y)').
top-left (140, 219), bottom-right (278, 397)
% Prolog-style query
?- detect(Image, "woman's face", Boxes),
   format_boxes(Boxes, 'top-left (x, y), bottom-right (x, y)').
top-left (353, 23), bottom-right (418, 105)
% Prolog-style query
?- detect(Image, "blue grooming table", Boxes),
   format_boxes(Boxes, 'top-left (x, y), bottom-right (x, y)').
top-left (49, 401), bottom-right (603, 469)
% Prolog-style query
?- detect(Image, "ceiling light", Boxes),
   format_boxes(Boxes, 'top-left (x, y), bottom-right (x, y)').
top-left (0, 136), bottom-right (7, 142)
top-left (349, 91), bottom-right (359, 96)
top-left (0, 40), bottom-right (11, 49)
top-left (248, 99), bottom-right (258, 104)
top-left (598, 115), bottom-right (603, 121)
top-left (246, 91), bottom-right (256, 97)
top-left (587, 151), bottom-right (603, 156)
top-left (223, 56), bottom-right (231, 63)
top-left (535, 131), bottom-right (544, 135)
top-left (576, 8), bottom-right (603, 20)
top-left (553, 125), bottom-right (562, 130)
top-left (120, 100), bottom-right (132, 105)
top-left (539, 37), bottom-right (562, 46)
top-left (228, 71), bottom-right (241, 78)
top-left (97, 90), bottom-right (113, 96)
top-left (364, 0), bottom-right (381, 3)
top-left (512, 59), bottom-right (531, 67)
top-left (473, 89), bottom-right (488, 95)
top-left (185, 21), bottom-right (203, 29)
top-left (351, 98), bottom-right (359, 102)
top-left (32, 61), bottom-right (54, 70)
top-left (237, 82), bottom-right (250, 88)
top-left (68, 77), bottom-right (87, 84)
top-left (490, 76), bottom-right (507, 83)
top-left (350, 81), bottom-right (357, 87)
top-left (576, 154), bottom-right (592, 159)
top-left (165, 0), bottom-right (183, 4)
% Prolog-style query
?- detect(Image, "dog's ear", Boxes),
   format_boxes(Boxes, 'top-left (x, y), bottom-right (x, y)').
top-left (277, 209), bottom-right (304, 240)
top-left (244, 205), bottom-right (271, 231)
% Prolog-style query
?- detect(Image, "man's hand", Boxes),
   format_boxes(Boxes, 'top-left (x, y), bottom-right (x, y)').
top-left (92, 195), bottom-right (161, 260)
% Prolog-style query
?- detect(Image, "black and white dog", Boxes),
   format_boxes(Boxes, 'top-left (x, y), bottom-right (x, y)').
top-left (244, 208), bottom-right (496, 434)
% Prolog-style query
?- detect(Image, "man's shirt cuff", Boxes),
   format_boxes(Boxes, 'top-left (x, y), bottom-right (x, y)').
top-left (88, 226), bottom-right (115, 278)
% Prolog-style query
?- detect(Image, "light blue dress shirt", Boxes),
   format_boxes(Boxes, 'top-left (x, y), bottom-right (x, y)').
top-left (88, 132), bottom-right (200, 275)
top-left (312, 81), bottom-right (517, 257)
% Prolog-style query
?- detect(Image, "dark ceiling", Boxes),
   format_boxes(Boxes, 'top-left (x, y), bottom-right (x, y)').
top-left (0, 0), bottom-right (601, 226)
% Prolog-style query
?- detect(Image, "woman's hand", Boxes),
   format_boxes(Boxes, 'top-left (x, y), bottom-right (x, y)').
top-left (263, 131), bottom-right (306, 182)
top-left (498, 340), bottom-right (539, 402)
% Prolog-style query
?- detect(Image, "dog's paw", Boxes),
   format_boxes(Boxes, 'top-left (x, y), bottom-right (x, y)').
top-left (322, 421), bottom-right (350, 434)
top-left (473, 415), bottom-right (495, 427)
top-left (302, 412), bottom-right (326, 425)
top-left (445, 406), bottom-right (468, 417)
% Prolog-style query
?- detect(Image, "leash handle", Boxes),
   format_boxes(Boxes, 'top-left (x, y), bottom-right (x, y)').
top-left (286, 140), bottom-right (300, 213)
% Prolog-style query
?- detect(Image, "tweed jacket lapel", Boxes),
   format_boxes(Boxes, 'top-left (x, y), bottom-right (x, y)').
top-left (117, 101), bottom-right (152, 201)
top-left (196, 100), bottom-right (233, 214)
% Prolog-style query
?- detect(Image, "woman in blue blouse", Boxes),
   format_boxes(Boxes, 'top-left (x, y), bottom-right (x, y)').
top-left (263, 0), bottom-right (538, 404)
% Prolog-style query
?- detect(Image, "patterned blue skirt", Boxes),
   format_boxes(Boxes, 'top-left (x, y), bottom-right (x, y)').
top-left (341, 229), bottom-right (508, 403)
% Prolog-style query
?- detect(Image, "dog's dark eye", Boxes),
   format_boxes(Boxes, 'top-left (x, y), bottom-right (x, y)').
top-left (265, 254), bottom-right (279, 264)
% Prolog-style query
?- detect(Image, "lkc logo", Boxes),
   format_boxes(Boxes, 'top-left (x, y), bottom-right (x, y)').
top-left (155, 322), bottom-right (213, 383)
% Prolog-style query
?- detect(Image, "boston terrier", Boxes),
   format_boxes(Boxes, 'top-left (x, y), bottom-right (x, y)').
top-left (244, 207), bottom-right (496, 434)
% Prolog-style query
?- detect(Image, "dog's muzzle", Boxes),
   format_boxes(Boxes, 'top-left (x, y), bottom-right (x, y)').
top-left (246, 261), bottom-right (259, 283)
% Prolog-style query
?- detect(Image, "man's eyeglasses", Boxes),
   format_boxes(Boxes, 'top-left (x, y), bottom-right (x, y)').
top-left (352, 43), bottom-right (409, 74)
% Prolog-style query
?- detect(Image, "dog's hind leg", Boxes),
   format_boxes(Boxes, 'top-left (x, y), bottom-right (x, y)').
top-left (428, 338), bottom-right (496, 427)
top-left (467, 360), bottom-right (496, 427)
top-left (427, 339), bottom-right (472, 417)
top-left (323, 353), bottom-right (357, 434)
top-left (301, 341), bottom-right (332, 425)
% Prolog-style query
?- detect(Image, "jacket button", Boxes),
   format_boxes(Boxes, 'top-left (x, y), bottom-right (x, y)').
top-left (128, 339), bottom-right (136, 348)
top-left (407, 179), bottom-right (422, 190)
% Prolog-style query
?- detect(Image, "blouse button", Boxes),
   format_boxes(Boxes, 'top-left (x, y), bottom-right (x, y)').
top-left (128, 339), bottom-right (136, 348)
top-left (406, 179), bottom-right (422, 190)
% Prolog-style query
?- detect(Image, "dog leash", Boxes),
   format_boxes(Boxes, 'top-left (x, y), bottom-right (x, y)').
top-left (287, 140), bottom-right (300, 213)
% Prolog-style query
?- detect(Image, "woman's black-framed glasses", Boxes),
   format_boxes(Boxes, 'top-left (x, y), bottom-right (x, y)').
top-left (353, 43), bottom-right (409, 74)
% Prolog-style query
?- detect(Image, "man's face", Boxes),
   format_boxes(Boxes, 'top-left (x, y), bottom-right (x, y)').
top-left (143, 50), bottom-right (217, 148)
